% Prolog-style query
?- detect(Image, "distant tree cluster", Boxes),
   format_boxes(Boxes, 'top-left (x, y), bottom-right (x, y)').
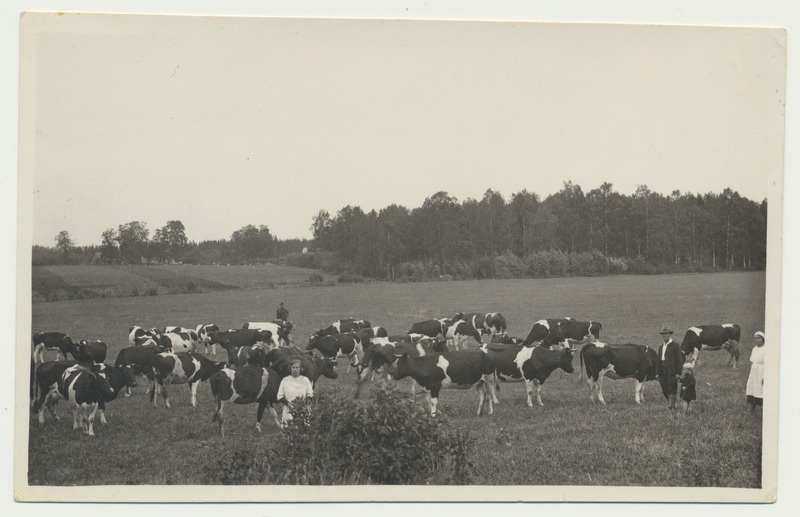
top-left (35, 221), bottom-right (308, 266)
top-left (310, 182), bottom-right (767, 279)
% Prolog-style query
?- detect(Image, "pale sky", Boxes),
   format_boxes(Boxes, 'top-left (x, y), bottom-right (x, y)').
top-left (22, 14), bottom-right (785, 246)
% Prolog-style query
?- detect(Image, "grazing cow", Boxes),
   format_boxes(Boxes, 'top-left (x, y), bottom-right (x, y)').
top-left (215, 329), bottom-right (273, 364)
top-left (355, 326), bottom-right (389, 348)
top-left (128, 326), bottom-right (160, 347)
top-left (262, 346), bottom-right (305, 369)
top-left (490, 334), bottom-right (524, 345)
top-left (358, 337), bottom-right (448, 382)
top-left (55, 365), bottom-right (116, 436)
top-left (32, 360), bottom-right (76, 423)
top-left (481, 344), bottom-right (574, 406)
top-left (680, 324), bottom-right (742, 368)
top-left (443, 319), bottom-right (483, 350)
top-left (32, 332), bottom-right (77, 363)
top-left (271, 353), bottom-right (338, 386)
top-left (114, 344), bottom-right (162, 396)
top-left (196, 324), bottom-right (221, 355)
top-left (580, 342), bottom-right (659, 404)
top-left (306, 332), bottom-right (365, 371)
top-left (521, 318), bottom-right (602, 349)
top-left (74, 340), bottom-right (108, 364)
top-left (91, 363), bottom-right (138, 423)
top-left (388, 351), bottom-right (496, 417)
top-left (156, 330), bottom-right (199, 354)
top-left (243, 321), bottom-right (292, 348)
top-left (151, 352), bottom-right (226, 408)
top-left (407, 319), bottom-right (448, 339)
top-left (454, 312), bottom-right (508, 338)
top-left (209, 365), bottom-right (282, 436)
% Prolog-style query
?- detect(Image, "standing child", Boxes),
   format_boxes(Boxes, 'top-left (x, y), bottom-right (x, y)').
top-left (678, 362), bottom-right (697, 414)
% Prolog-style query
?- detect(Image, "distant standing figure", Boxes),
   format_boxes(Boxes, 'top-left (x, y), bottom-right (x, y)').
top-left (655, 325), bottom-right (683, 410)
top-left (276, 302), bottom-right (289, 322)
top-left (746, 331), bottom-right (765, 415)
top-left (678, 362), bottom-right (696, 414)
top-left (276, 359), bottom-right (313, 427)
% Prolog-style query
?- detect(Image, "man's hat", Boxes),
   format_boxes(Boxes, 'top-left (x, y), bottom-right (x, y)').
top-left (659, 325), bottom-right (674, 335)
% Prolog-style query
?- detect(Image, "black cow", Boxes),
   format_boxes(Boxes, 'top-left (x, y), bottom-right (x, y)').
top-left (31, 360), bottom-right (76, 423)
top-left (580, 342), bottom-right (659, 404)
top-left (680, 324), bottom-right (741, 368)
top-left (454, 312), bottom-right (508, 338)
top-left (74, 340), bottom-right (108, 364)
top-left (521, 318), bottom-right (602, 349)
top-left (151, 352), bottom-right (227, 408)
top-left (215, 329), bottom-right (273, 364)
top-left (32, 332), bottom-right (77, 363)
top-left (54, 365), bottom-right (116, 436)
top-left (481, 344), bottom-right (574, 406)
top-left (114, 344), bottom-right (162, 396)
top-left (271, 353), bottom-right (338, 386)
top-left (388, 351), bottom-right (496, 417)
top-left (490, 334), bottom-right (524, 345)
top-left (407, 319), bottom-right (448, 339)
top-left (306, 332), bottom-right (365, 370)
top-left (209, 365), bottom-right (282, 436)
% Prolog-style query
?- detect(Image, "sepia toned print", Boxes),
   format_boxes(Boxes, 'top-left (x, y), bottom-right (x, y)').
top-left (16, 12), bottom-right (783, 503)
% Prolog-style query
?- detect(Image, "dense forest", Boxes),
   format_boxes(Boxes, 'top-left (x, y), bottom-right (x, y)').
top-left (34, 182), bottom-right (767, 281)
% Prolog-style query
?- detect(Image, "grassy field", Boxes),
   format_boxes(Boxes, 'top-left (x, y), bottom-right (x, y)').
top-left (25, 271), bottom-right (766, 488)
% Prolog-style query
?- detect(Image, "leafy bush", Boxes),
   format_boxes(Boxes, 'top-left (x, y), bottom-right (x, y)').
top-left (206, 381), bottom-right (475, 485)
top-left (307, 273), bottom-right (324, 286)
top-left (337, 273), bottom-right (367, 284)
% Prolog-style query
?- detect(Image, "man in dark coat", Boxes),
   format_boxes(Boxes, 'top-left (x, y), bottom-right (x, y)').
top-left (655, 325), bottom-right (684, 409)
top-left (276, 302), bottom-right (289, 322)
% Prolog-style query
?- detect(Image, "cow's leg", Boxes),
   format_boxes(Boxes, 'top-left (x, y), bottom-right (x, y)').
top-left (86, 403), bottom-right (98, 436)
top-left (161, 378), bottom-right (171, 409)
top-left (99, 401), bottom-right (107, 424)
top-left (524, 379), bottom-right (535, 407)
top-left (535, 380), bottom-right (544, 406)
top-left (190, 381), bottom-right (199, 407)
top-left (634, 380), bottom-right (645, 404)
top-left (256, 401), bottom-right (267, 433)
top-left (425, 390), bottom-right (436, 417)
top-left (490, 373), bottom-right (500, 405)
top-left (268, 404), bottom-right (281, 429)
top-left (212, 399), bottom-right (225, 437)
top-left (587, 376), bottom-right (597, 403)
top-left (476, 381), bottom-right (486, 416)
top-left (72, 405), bottom-right (80, 430)
top-left (596, 371), bottom-right (608, 405)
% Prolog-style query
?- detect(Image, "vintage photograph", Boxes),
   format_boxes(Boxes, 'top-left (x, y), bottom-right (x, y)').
top-left (14, 10), bottom-right (785, 504)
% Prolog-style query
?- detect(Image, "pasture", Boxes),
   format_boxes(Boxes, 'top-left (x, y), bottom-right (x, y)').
top-left (26, 271), bottom-right (766, 488)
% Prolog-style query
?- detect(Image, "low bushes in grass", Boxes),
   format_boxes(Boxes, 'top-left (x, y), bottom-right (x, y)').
top-left (207, 380), bottom-right (475, 485)
top-left (337, 273), bottom-right (367, 284)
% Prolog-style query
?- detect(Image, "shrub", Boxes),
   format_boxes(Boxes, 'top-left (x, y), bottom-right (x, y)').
top-left (145, 287), bottom-right (159, 296)
top-left (337, 273), bottom-right (366, 284)
top-left (307, 273), bottom-right (324, 286)
top-left (206, 381), bottom-right (475, 485)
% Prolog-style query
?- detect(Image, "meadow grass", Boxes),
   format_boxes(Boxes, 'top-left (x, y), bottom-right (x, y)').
top-left (26, 271), bottom-right (766, 487)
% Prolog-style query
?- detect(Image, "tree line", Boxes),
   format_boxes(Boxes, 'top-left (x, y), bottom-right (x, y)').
top-left (34, 182), bottom-right (767, 281)
top-left (309, 182), bottom-right (767, 279)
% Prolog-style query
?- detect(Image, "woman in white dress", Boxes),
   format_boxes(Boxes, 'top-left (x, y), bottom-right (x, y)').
top-left (277, 359), bottom-right (314, 427)
top-left (746, 331), bottom-right (765, 415)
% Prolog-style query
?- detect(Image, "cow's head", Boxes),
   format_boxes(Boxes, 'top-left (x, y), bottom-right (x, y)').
top-left (93, 372), bottom-right (116, 402)
top-left (120, 365), bottom-right (138, 388)
top-left (457, 322), bottom-right (483, 343)
top-left (317, 356), bottom-right (338, 380)
top-left (388, 353), bottom-right (410, 380)
top-left (588, 321), bottom-right (602, 341)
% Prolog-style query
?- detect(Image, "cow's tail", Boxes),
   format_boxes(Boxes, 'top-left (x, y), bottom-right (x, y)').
top-left (578, 347), bottom-right (587, 383)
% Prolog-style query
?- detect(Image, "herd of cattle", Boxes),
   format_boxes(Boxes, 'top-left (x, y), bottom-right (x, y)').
top-left (29, 313), bottom-right (743, 437)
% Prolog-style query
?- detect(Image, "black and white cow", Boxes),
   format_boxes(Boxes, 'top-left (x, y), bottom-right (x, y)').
top-left (150, 352), bottom-right (227, 408)
top-left (243, 321), bottom-right (293, 348)
top-left (209, 365), bottom-right (282, 436)
top-left (128, 326), bottom-right (160, 347)
top-left (680, 324), bottom-right (741, 368)
top-left (156, 330), bottom-right (199, 354)
top-left (91, 363), bottom-right (138, 424)
top-left (306, 332), bottom-right (365, 371)
top-left (443, 319), bottom-right (484, 350)
top-left (32, 332), bottom-right (77, 363)
top-left (31, 360), bottom-right (76, 423)
top-left (387, 350), bottom-right (496, 417)
top-left (480, 343), bottom-right (574, 406)
top-left (521, 318), bottom-right (602, 349)
top-left (454, 312), bottom-right (508, 339)
top-left (580, 342), bottom-right (659, 404)
top-left (196, 324), bottom-right (221, 355)
top-left (54, 365), bottom-right (116, 436)
top-left (490, 334), bottom-right (524, 345)
top-left (74, 340), bottom-right (108, 364)
top-left (358, 336), bottom-right (449, 383)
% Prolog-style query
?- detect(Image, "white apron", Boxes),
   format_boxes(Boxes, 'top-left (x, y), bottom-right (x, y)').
top-left (746, 345), bottom-right (765, 399)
